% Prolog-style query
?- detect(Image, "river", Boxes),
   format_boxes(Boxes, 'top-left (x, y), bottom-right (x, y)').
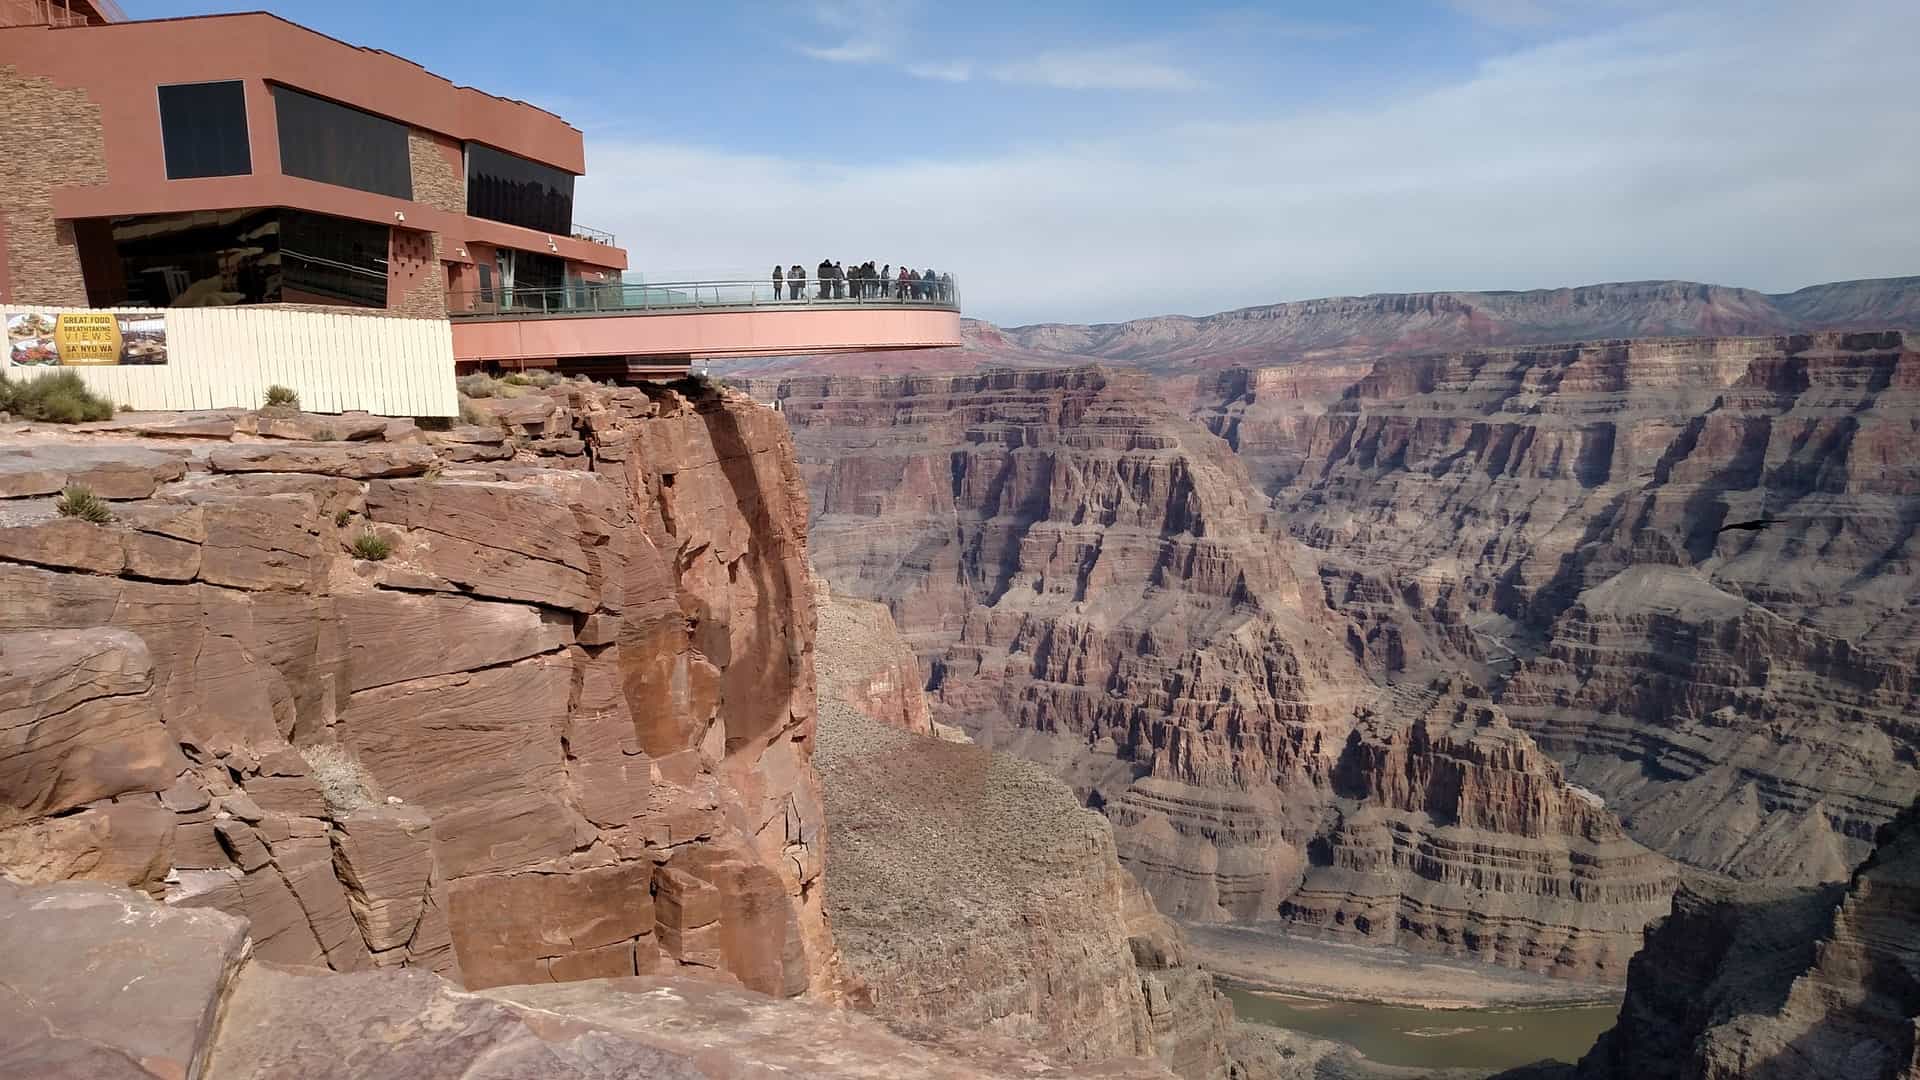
top-left (1224, 986), bottom-right (1619, 1072)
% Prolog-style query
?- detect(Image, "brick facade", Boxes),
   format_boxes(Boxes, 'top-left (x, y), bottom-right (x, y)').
top-left (387, 129), bottom-right (466, 318)
top-left (0, 64), bottom-right (107, 305)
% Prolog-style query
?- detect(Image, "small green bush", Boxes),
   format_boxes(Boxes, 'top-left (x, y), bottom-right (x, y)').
top-left (56, 484), bottom-right (113, 524)
top-left (263, 385), bottom-right (300, 408)
top-left (0, 371), bottom-right (114, 423)
top-left (457, 398), bottom-right (488, 426)
top-left (349, 530), bottom-right (392, 561)
top-left (334, 509), bottom-right (354, 528)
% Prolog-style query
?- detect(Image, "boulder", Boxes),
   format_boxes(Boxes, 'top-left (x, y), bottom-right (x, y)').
top-left (0, 444), bottom-right (187, 500)
top-left (0, 629), bottom-right (184, 824)
top-left (208, 444), bottom-right (434, 479)
top-left (0, 880), bottom-right (249, 1080)
top-left (253, 411), bottom-right (390, 443)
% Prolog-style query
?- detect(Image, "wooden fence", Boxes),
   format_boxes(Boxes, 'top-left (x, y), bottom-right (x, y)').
top-left (1, 305), bottom-right (458, 417)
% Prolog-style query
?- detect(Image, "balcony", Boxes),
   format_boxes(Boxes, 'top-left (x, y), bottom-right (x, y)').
top-left (447, 277), bottom-right (963, 371)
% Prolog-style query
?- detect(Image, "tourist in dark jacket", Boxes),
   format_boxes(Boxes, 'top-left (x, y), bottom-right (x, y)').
top-left (939, 272), bottom-right (953, 303)
top-left (817, 260), bottom-right (831, 300)
top-left (922, 268), bottom-right (937, 301)
top-left (771, 265), bottom-right (783, 302)
top-left (789, 264), bottom-right (805, 300)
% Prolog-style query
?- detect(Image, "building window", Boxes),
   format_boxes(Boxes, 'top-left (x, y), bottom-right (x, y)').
top-left (281, 210), bottom-right (389, 308)
top-left (80, 207), bottom-right (387, 309)
top-left (466, 142), bottom-right (574, 235)
top-left (272, 85), bottom-right (412, 199)
top-left (158, 81), bottom-right (251, 179)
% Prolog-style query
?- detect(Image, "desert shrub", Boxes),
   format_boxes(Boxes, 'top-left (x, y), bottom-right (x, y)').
top-left (502, 370), bottom-right (560, 388)
top-left (456, 373), bottom-right (500, 398)
top-left (314, 426), bottom-right (338, 441)
top-left (0, 371), bottom-right (114, 423)
top-left (263, 384), bottom-right (300, 408)
top-left (333, 508), bottom-right (354, 528)
top-left (299, 744), bottom-right (376, 814)
top-left (457, 398), bottom-right (489, 426)
top-left (56, 484), bottom-right (113, 524)
top-left (349, 530), bottom-right (392, 561)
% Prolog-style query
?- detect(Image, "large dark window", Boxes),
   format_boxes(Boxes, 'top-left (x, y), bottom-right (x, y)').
top-left (272, 85), bottom-right (412, 199)
top-left (158, 81), bottom-right (251, 179)
top-left (80, 207), bottom-right (387, 309)
top-left (281, 210), bottom-right (389, 308)
top-left (466, 142), bottom-right (574, 235)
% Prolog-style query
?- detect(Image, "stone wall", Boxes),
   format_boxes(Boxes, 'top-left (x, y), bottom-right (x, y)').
top-left (0, 63), bottom-right (106, 305)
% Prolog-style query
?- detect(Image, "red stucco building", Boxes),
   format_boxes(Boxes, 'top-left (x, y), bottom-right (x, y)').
top-left (0, 3), bottom-right (960, 373)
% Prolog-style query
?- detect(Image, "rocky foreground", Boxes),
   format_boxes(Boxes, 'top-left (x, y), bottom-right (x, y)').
top-left (0, 384), bottom-right (1269, 1079)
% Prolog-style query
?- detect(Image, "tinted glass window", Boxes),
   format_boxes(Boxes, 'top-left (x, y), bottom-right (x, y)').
top-left (466, 143), bottom-right (575, 234)
top-left (272, 85), bottom-right (412, 199)
top-left (280, 209), bottom-right (389, 308)
top-left (104, 208), bottom-right (280, 306)
top-left (158, 81), bottom-right (251, 179)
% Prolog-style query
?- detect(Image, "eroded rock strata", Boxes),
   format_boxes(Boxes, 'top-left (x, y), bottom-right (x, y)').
top-left (0, 386), bottom-right (835, 997)
top-left (1234, 330), bottom-right (1920, 878)
top-left (813, 587), bottom-right (1234, 1077)
top-left (1281, 677), bottom-right (1673, 978)
top-left (763, 368), bottom-right (1671, 979)
top-left (1558, 798), bottom-right (1920, 1080)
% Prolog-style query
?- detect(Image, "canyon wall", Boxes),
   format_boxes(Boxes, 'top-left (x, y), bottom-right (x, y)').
top-left (1564, 798), bottom-right (1920, 1080)
top-left (812, 586), bottom-right (1235, 1077)
top-left (760, 367), bottom-right (1671, 980)
top-left (0, 384), bottom-right (836, 997)
top-left (1228, 330), bottom-right (1920, 878)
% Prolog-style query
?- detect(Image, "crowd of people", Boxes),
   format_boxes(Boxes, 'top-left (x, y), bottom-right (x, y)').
top-left (772, 261), bottom-right (954, 303)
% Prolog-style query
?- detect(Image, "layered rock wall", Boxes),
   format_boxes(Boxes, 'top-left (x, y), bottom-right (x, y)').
top-left (1208, 330), bottom-right (1920, 878)
top-left (812, 587), bottom-right (1234, 1076)
top-left (1570, 800), bottom-right (1920, 1080)
top-left (766, 368), bottom-right (1673, 980)
top-left (0, 386), bottom-right (837, 997)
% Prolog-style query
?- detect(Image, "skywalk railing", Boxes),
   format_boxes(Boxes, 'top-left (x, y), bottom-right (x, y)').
top-left (447, 276), bottom-right (960, 318)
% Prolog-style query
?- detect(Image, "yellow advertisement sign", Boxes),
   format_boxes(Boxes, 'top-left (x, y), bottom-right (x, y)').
top-left (6, 311), bottom-right (168, 366)
top-left (52, 313), bottom-right (123, 365)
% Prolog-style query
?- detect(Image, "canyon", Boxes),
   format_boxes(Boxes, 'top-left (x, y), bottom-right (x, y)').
top-left (737, 283), bottom-right (1920, 991)
top-left (0, 382), bottom-right (1258, 1079)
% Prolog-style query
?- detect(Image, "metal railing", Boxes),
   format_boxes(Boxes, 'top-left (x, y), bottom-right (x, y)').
top-left (569, 223), bottom-right (617, 246)
top-left (448, 275), bottom-right (961, 317)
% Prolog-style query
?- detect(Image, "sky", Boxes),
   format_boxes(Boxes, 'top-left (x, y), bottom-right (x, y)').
top-left (136, 0), bottom-right (1920, 326)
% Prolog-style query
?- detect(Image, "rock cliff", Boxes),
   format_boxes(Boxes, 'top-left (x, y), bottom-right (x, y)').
top-left (812, 586), bottom-right (1235, 1077)
top-left (1557, 797), bottom-right (1920, 1080)
top-left (0, 385), bottom-right (836, 997)
top-left (761, 367), bottom-right (1670, 979)
top-left (1238, 330), bottom-right (1920, 878)
top-left (1281, 677), bottom-right (1674, 978)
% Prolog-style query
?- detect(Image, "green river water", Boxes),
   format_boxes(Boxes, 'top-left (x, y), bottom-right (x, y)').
top-left (1224, 986), bottom-right (1620, 1072)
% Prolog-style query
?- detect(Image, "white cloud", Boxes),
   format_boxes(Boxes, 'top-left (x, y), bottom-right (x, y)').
top-left (990, 46), bottom-right (1201, 92)
top-left (580, 2), bottom-right (1920, 326)
top-left (905, 60), bottom-right (973, 83)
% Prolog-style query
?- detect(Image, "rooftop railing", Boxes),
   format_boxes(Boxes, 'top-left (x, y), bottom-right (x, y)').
top-left (569, 223), bottom-right (617, 246)
top-left (448, 276), bottom-right (960, 317)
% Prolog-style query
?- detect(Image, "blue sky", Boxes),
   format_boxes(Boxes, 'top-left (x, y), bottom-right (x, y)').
top-left (134, 1), bottom-right (1920, 325)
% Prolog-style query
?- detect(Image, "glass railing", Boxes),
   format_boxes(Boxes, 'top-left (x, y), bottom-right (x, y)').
top-left (448, 275), bottom-right (960, 316)
top-left (569, 223), bottom-right (617, 246)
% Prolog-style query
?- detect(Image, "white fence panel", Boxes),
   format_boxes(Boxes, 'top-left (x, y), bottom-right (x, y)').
top-left (1, 305), bottom-right (457, 417)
